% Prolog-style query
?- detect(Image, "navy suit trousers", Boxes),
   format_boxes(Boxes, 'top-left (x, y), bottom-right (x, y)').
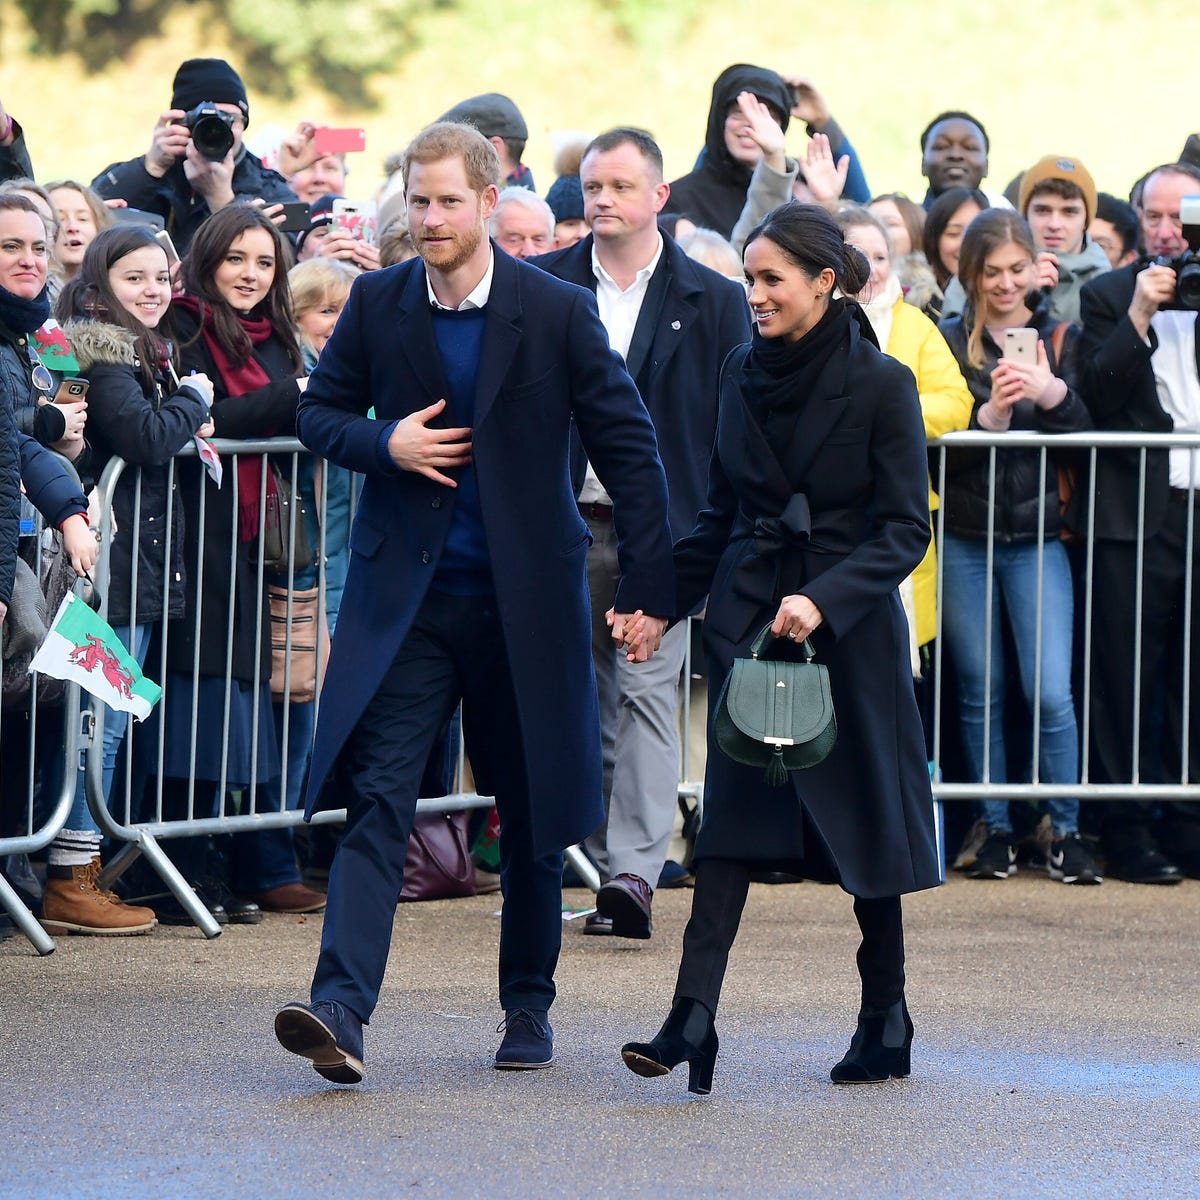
top-left (311, 590), bottom-right (564, 1022)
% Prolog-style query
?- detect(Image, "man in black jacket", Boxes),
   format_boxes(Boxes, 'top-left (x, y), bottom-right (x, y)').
top-left (533, 128), bottom-right (750, 939)
top-left (1078, 161), bottom-right (1200, 882)
top-left (91, 58), bottom-right (295, 253)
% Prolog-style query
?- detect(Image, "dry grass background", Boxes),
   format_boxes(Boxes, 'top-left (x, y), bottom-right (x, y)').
top-left (2, 1), bottom-right (1194, 209)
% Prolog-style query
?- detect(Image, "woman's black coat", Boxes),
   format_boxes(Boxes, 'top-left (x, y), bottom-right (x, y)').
top-left (172, 308), bottom-right (300, 682)
top-left (66, 320), bottom-right (209, 625)
top-left (674, 320), bottom-right (942, 898)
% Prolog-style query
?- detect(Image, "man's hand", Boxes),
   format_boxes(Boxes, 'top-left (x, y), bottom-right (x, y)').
top-left (61, 513), bottom-right (98, 577)
top-left (780, 75), bottom-right (830, 128)
top-left (182, 143), bottom-right (236, 210)
top-left (0, 97), bottom-right (14, 146)
top-left (1034, 251), bottom-right (1060, 293)
top-left (1130, 262), bottom-right (1176, 338)
top-left (607, 608), bottom-right (668, 662)
top-left (387, 398), bottom-right (472, 486)
top-left (801, 132), bottom-right (849, 206)
top-left (0, 599), bottom-right (7, 625)
top-left (145, 110), bottom-right (191, 178)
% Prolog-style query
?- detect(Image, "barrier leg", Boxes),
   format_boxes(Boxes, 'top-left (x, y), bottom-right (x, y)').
top-left (137, 833), bottom-right (223, 938)
top-left (564, 844), bottom-right (601, 893)
top-left (0, 870), bottom-right (56, 956)
top-left (95, 840), bottom-right (143, 893)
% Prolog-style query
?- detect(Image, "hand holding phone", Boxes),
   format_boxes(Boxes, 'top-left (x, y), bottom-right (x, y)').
top-left (1002, 327), bottom-right (1039, 364)
top-left (52, 378), bottom-right (90, 405)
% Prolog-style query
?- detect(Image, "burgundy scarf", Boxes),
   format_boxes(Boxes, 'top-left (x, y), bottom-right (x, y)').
top-left (175, 295), bottom-right (278, 542)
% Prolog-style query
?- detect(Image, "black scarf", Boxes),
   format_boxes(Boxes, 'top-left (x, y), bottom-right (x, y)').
top-left (741, 298), bottom-right (857, 447)
top-left (0, 282), bottom-right (51, 335)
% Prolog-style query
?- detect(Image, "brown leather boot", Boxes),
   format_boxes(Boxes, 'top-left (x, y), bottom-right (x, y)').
top-left (41, 858), bottom-right (157, 936)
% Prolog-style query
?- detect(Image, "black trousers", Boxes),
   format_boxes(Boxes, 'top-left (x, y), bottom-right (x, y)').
top-left (311, 590), bottom-right (564, 1022)
top-left (1088, 504), bottom-right (1200, 845)
top-left (674, 858), bottom-right (906, 1015)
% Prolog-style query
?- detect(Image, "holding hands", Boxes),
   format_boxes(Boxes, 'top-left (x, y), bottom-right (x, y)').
top-left (607, 609), bottom-right (669, 663)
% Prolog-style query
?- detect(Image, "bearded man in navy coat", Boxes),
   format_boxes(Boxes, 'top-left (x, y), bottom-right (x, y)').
top-left (273, 122), bottom-right (674, 1082)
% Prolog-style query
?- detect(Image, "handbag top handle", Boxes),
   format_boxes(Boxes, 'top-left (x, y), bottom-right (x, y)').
top-left (750, 623), bottom-right (815, 664)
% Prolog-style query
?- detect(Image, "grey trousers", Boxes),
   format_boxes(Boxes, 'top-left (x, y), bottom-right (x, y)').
top-left (582, 514), bottom-right (688, 886)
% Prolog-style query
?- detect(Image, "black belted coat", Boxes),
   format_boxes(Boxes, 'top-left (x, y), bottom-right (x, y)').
top-left (675, 322), bottom-right (942, 897)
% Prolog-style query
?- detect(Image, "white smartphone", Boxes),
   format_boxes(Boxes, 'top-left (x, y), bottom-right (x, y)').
top-left (154, 228), bottom-right (180, 265)
top-left (331, 198), bottom-right (376, 244)
top-left (1003, 327), bottom-right (1039, 364)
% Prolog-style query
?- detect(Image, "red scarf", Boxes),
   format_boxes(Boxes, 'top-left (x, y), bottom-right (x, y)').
top-left (175, 295), bottom-right (278, 543)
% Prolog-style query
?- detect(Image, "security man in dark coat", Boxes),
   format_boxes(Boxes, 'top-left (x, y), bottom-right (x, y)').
top-left (274, 122), bottom-right (674, 1084)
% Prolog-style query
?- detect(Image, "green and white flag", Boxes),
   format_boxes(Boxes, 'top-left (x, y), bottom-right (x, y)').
top-left (28, 593), bottom-right (162, 722)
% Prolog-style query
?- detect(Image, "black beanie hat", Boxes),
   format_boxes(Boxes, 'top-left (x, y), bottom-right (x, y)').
top-left (171, 58), bottom-right (250, 126)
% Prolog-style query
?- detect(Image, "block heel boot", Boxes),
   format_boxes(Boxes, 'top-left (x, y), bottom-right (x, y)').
top-left (830, 998), bottom-right (913, 1083)
top-left (621, 997), bottom-right (718, 1095)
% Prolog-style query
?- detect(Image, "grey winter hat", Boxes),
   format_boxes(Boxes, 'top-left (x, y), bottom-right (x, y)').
top-left (438, 93), bottom-right (527, 141)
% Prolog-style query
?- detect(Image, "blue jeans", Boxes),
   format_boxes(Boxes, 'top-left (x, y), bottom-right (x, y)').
top-left (940, 533), bottom-right (1080, 836)
top-left (67, 622), bottom-right (152, 835)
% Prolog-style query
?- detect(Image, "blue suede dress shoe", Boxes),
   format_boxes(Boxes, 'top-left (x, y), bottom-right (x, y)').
top-left (275, 1000), bottom-right (365, 1084)
top-left (494, 1008), bottom-right (554, 1070)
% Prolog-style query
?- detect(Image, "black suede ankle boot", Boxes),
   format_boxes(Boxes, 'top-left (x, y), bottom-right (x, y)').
top-left (621, 997), bottom-right (718, 1095)
top-left (830, 998), bottom-right (913, 1084)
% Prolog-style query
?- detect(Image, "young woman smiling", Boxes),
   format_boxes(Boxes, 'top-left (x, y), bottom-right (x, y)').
top-left (151, 204), bottom-right (325, 921)
top-left (936, 209), bottom-right (1098, 886)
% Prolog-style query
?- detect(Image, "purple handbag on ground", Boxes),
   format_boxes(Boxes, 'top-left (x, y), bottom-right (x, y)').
top-left (399, 812), bottom-right (477, 902)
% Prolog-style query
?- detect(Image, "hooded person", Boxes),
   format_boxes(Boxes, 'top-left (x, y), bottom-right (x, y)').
top-left (662, 65), bottom-right (794, 240)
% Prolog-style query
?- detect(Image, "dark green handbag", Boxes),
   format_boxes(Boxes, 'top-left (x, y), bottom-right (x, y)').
top-left (714, 624), bottom-right (837, 786)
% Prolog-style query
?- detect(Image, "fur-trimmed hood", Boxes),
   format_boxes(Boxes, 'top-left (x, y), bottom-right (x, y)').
top-left (62, 319), bottom-right (138, 371)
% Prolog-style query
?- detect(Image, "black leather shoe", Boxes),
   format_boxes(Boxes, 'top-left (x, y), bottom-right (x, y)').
top-left (622, 997), bottom-right (718, 1095)
top-left (596, 873), bottom-right (653, 939)
top-left (830, 999), bottom-right (913, 1084)
top-left (495, 1008), bottom-right (554, 1069)
top-left (275, 999), bottom-right (365, 1084)
top-left (582, 911), bottom-right (613, 935)
top-left (1107, 845), bottom-right (1182, 885)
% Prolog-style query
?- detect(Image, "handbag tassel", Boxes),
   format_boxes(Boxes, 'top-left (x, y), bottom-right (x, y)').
top-left (765, 746), bottom-right (789, 788)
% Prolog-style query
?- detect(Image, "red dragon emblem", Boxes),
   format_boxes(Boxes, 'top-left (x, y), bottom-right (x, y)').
top-left (68, 634), bottom-right (135, 699)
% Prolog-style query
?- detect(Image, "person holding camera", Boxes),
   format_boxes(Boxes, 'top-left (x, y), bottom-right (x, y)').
top-left (1077, 161), bottom-right (1200, 883)
top-left (90, 58), bottom-right (296, 254)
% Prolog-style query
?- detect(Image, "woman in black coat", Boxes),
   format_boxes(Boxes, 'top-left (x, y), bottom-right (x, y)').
top-left (620, 204), bottom-right (941, 1093)
top-left (154, 205), bottom-right (324, 917)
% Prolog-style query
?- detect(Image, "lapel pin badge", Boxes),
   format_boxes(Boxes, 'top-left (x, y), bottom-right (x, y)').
top-left (671, 320), bottom-right (681, 330)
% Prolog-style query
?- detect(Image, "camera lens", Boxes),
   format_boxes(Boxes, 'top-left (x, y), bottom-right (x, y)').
top-left (1177, 260), bottom-right (1200, 311)
top-left (190, 112), bottom-right (235, 162)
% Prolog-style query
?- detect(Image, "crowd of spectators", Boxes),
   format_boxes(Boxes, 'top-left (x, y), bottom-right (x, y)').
top-left (3, 55), bottom-right (1200, 944)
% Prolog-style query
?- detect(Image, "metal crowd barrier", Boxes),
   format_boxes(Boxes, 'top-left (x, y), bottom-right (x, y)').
top-left (8, 430), bottom-right (1200, 953)
top-left (929, 429), bottom-right (1200, 802)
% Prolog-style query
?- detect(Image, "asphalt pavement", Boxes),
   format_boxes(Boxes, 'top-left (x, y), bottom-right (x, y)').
top-left (2, 871), bottom-right (1198, 1199)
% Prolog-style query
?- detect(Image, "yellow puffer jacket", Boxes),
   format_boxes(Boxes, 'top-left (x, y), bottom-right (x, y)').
top-left (884, 296), bottom-right (974, 647)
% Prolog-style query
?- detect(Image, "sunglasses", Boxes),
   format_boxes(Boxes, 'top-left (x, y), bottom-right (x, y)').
top-left (26, 342), bottom-right (53, 395)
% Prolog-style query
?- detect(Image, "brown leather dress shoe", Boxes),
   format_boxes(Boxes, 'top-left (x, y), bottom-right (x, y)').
top-left (244, 882), bottom-right (327, 913)
top-left (596, 872), bottom-right (652, 939)
top-left (582, 911), bottom-right (613, 935)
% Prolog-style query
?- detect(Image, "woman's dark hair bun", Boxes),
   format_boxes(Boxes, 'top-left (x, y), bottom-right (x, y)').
top-left (840, 242), bottom-right (871, 296)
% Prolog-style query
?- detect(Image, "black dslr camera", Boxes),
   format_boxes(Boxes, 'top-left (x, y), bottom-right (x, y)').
top-left (182, 102), bottom-right (237, 162)
top-left (1140, 195), bottom-right (1200, 311)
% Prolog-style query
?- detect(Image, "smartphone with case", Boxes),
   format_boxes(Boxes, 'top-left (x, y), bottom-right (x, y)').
top-left (154, 228), bottom-right (180, 264)
top-left (313, 126), bottom-right (366, 155)
top-left (331, 198), bottom-right (375, 243)
top-left (277, 201), bottom-right (312, 233)
top-left (1003, 327), bottom-right (1038, 364)
top-left (52, 378), bottom-right (90, 404)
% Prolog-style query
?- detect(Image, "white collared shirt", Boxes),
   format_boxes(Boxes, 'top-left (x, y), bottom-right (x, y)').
top-left (425, 247), bottom-right (495, 311)
top-left (1150, 309), bottom-right (1200, 488)
top-left (578, 236), bottom-right (665, 506)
